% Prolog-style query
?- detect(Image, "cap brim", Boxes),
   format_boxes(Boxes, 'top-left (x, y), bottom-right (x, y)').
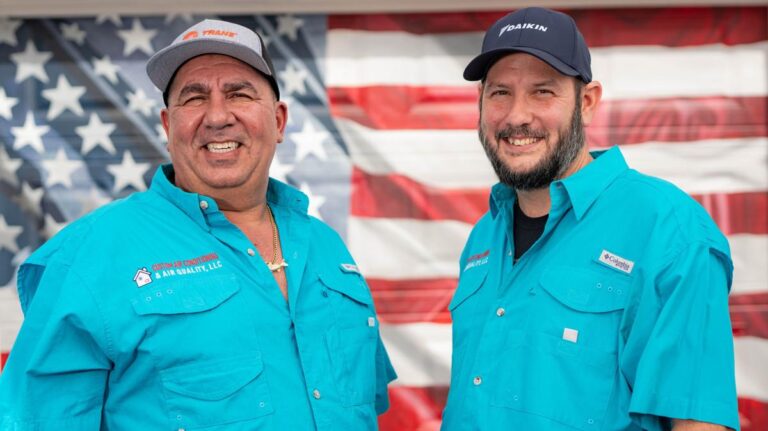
top-left (463, 47), bottom-right (581, 81)
top-left (146, 38), bottom-right (275, 94)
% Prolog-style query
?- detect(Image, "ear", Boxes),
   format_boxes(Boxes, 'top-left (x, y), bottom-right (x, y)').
top-left (275, 101), bottom-right (288, 144)
top-left (579, 80), bottom-right (602, 126)
top-left (160, 108), bottom-right (171, 143)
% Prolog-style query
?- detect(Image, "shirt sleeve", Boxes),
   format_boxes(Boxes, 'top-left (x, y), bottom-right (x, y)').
top-left (626, 241), bottom-right (739, 431)
top-left (374, 334), bottom-right (397, 415)
top-left (0, 260), bottom-right (112, 430)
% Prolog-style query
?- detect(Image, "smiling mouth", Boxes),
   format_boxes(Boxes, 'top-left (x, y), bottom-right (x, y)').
top-left (205, 141), bottom-right (240, 153)
top-left (502, 136), bottom-right (543, 146)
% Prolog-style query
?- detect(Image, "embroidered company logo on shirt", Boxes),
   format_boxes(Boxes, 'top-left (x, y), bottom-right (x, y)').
top-left (134, 252), bottom-right (224, 285)
top-left (133, 268), bottom-right (152, 287)
top-left (599, 250), bottom-right (634, 274)
top-left (463, 250), bottom-right (490, 272)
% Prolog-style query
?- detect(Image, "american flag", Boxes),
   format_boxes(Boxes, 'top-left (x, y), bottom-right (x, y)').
top-left (0, 7), bottom-right (766, 430)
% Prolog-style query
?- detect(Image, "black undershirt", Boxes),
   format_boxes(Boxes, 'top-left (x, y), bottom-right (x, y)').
top-left (513, 201), bottom-right (548, 261)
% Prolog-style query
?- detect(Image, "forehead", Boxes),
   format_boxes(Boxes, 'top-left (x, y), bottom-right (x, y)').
top-left (170, 54), bottom-right (268, 90)
top-left (485, 52), bottom-right (567, 84)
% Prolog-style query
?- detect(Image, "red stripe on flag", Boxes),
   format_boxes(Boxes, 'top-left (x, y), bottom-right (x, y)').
top-left (740, 397), bottom-right (768, 431)
top-left (328, 86), bottom-right (477, 131)
top-left (352, 167), bottom-right (768, 235)
top-left (377, 387), bottom-right (766, 431)
top-left (351, 168), bottom-right (488, 225)
top-left (693, 192), bottom-right (768, 236)
top-left (330, 7), bottom-right (768, 47)
top-left (590, 96), bottom-right (768, 148)
top-left (369, 278), bottom-right (455, 324)
top-left (1, 351), bottom-right (7, 371)
top-left (378, 386), bottom-right (447, 431)
top-left (329, 86), bottom-right (767, 145)
top-left (731, 292), bottom-right (768, 339)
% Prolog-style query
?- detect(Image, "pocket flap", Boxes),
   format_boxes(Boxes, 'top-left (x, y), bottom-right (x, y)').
top-left (161, 352), bottom-right (264, 400)
top-left (319, 267), bottom-right (373, 306)
top-left (539, 266), bottom-right (629, 313)
top-left (449, 266), bottom-right (488, 311)
top-left (131, 274), bottom-right (240, 315)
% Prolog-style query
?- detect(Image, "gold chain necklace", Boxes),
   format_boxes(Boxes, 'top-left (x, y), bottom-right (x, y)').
top-left (266, 205), bottom-right (288, 272)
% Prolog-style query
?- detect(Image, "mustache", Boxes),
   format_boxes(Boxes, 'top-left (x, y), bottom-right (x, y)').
top-left (494, 125), bottom-right (547, 142)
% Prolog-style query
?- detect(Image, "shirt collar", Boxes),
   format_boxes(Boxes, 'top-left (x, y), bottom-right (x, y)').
top-left (150, 164), bottom-right (309, 230)
top-left (488, 146), bottom-right (629, 220)
top-left (559, 146), bottom-right (628, 220)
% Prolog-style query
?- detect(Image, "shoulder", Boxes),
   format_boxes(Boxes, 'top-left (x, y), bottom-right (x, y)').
top-left (307, 216), bottom-right (347, 247)
top-left (611, 169), bottom-right (729, 252)
top-left (26, 191), bottom-right (152, 267)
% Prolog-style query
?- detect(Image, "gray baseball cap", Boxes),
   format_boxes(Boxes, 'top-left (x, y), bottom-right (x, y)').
top-left (146, 19), bottom-right (280, 101)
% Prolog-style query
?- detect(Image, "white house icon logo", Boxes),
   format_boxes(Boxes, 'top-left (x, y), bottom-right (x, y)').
top-left (133, 268), bottom-right (153, 287)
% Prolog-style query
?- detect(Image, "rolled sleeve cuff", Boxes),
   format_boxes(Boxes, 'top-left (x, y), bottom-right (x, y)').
top-left (630, 394), bottom-right (740, 431)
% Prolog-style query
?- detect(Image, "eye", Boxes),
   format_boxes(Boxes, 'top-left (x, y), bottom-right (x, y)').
top-left (535, 89), bottom-right (554, 96)
top-left (181, 95), bottom-right (204, 105)
top-left (488, 89), bottom-right (509, 97)
top-left (230, 92), bottom-right (253, 100)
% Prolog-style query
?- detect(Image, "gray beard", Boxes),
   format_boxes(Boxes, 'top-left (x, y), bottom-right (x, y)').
top-left (479, 102), bottom-right (586, 191)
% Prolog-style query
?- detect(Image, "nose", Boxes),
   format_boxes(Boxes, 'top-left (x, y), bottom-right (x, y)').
top-left (202, 93), bottom-right (234, 130)
top-left (503, 94), bottom-right (534, 128)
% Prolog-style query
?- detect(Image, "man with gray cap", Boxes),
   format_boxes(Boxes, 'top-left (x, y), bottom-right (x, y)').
top-left (0, 19), bottom-right (395, 430)
top-left (442, 7), bottom-right (738, 431)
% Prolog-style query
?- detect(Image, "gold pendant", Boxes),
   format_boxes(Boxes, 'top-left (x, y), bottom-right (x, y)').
top-left (268, 260), bottom-right (288, 272)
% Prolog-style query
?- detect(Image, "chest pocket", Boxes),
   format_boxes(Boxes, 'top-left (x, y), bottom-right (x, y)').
top-left (319, 267), bottom-right (378, 407)
top-left (131, 274), bottom-right (240, 316)
top-left (159, 351), bottom-right (274, 429)
top-left (449, 266), bottom-right (489, 352)
top-left (489, 266), bottom-right (631, 430)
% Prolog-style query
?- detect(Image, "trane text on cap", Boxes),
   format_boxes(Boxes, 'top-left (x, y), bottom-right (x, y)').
top-left (146, 19), bottom-right (280, 100)
top-left (463, 7), bottom-right (592, 83)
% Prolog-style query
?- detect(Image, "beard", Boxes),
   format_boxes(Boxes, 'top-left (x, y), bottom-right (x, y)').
top-left (479, 100), bottom-right (586, 191)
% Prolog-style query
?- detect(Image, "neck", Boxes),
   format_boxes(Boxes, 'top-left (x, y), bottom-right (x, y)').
top-left (516, 188), bottom-right (551, 218)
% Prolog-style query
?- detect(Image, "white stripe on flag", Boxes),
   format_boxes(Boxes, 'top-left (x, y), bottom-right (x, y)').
top-left (327, 29), bottom-right (768, 99)
top-left (619, 138), bottom-right (768, 194)
top-left (730, 234), bottom-right (768, 295)
top-left (340, 118), bottom-right (768, 194)
top-left (349, 217), bottom-right (469, 279)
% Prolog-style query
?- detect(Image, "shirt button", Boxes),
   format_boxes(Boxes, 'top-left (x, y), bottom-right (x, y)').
top-left (247, 248), bottom-right (256, 256)
top-left (199, 200), bottom-right (208, 210)
top-left (312, 389), bottom-right (322, 399)
top-left (473, 376), bottom-right (482, 386)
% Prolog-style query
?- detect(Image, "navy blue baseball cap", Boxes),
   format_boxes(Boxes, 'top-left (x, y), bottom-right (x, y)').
top-left (464, 7), bottom-right (592, 83)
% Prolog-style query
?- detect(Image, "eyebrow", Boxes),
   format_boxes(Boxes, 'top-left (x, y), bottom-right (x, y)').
top-left (177, 83), bottom-right (209, 100)
top-left (532, 78), bottom-right (559, 87)
top-left (222, 81), bottom-right (257, 93)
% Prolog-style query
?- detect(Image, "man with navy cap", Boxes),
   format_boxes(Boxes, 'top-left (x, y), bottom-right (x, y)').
top-left (442, 8), bottom-right (738, 431)
top-left (0, 19), bottom-right (395, 430)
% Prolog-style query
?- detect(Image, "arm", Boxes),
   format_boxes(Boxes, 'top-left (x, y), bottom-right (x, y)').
top-left (626, 243), bottom-right (739, 431)
top-left (0, 261), bottom-right (111, 429)
top-left (672, 419), bottom-right (729, 431)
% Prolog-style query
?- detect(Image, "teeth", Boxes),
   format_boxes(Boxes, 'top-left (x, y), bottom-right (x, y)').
top-left (206, 141), bottom-right (238, 153)
top-left (506, 137), bottom-right (539, 146)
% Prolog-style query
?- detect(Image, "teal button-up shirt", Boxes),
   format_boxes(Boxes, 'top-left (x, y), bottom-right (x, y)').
top-left (442, 147), bottom-right (738, 431)
top-left (0, 165), bottom-right (396, 430)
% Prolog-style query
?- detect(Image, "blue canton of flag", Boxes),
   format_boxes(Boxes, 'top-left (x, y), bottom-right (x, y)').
top-left (0, 14), bottom-right (352, 297)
